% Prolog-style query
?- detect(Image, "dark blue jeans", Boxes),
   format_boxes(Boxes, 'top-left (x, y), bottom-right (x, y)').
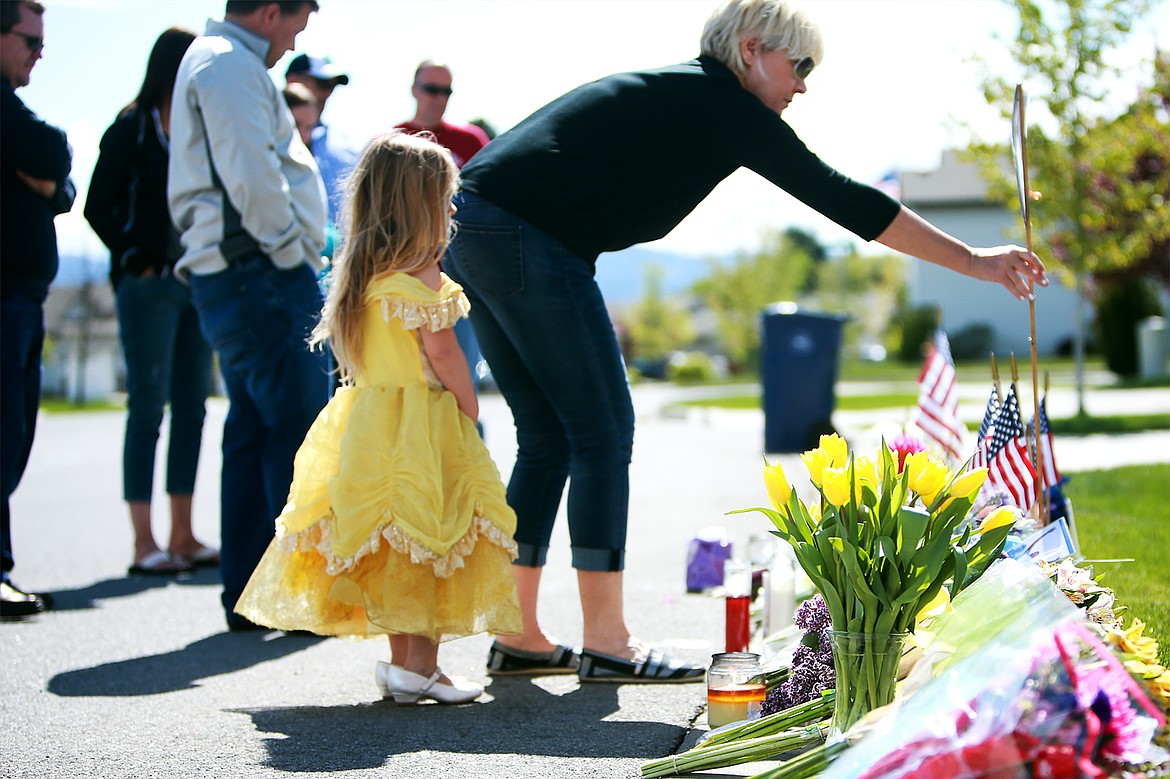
top-left (445, 193), bottom-right (634, 572)
top-left (116, 274), bottom-right (213, 501)
top-left (187, 255), bottom-right (328, 619)
top-left (0, 292), bottom-right (44, 583)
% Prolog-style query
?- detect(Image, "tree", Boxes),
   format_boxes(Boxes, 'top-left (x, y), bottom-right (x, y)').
top-left (625, 263), bottom-right (695, 362)
top-left (693, 228), bottom-right (815, 369)
top-left (967, 0), bottom-right (1168, 405)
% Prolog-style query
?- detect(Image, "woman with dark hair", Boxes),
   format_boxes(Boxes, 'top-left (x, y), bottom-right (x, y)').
top-left (85, 27), bottom-right (217, 575)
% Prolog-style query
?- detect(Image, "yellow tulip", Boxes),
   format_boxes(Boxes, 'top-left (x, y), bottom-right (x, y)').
top-left (979, 506), bottom-right (1017, 533)
top-left (818, 433), bottom-right (849, 467)
top-left (802, 448), bottom-right (831, 485)
top-left (946, 468), bottom-right (988, 500)
top-left (763, 459), bottom-right (792, 510)
top-left (822, 466), bottom-right (851, 507)
top-left (915, 586), bottom-right (952, 627)
top-left (807, 502), bottom-right (822, 524)
top-left (905, 452), bottom-right (948, 504)
top-left (853, 456), bottom-right (878, 488)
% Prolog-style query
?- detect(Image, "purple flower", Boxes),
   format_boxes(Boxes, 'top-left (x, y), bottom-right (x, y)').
top-left (794, 595), bottom-right (832, 633)
top-left (762, 596), bottom-right (837, 714)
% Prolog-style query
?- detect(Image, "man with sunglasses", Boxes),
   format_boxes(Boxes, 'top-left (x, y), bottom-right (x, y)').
top-left (1, 0), bottom-right (75, 620)
top-left (395, 60), bottom-right (489, 169)
top-left (395, 59), bottom-right (492, 412)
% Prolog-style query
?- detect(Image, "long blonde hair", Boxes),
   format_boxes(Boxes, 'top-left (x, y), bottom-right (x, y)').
top-left (311, 131), bottom-right (459, 381)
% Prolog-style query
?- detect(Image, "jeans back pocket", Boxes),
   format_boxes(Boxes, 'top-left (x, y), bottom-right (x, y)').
top-left (448, 224), bottom-right (524, 300)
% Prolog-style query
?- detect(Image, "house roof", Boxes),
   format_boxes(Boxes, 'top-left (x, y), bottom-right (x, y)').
top-left (901, 149), bottom-right (1011, 207)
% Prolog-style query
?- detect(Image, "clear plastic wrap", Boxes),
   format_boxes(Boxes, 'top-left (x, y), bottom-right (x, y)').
top-left (818, 557), bottom-right (1167, 779)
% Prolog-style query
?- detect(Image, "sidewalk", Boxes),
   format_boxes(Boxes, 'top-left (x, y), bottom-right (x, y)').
top-left (3, 383), bottom-right (1167, 778)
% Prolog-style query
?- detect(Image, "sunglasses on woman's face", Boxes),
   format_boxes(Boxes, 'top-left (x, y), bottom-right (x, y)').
top-left (791, 56), bottom-right (815, 80)
top-left (418, 84), bottom-right (453, 97)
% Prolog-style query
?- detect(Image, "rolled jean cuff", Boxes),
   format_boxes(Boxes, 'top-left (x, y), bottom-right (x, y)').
top-left (514, 542), bottom-right (548, 568)
top-left (571, 546), bottom-right (625, 572)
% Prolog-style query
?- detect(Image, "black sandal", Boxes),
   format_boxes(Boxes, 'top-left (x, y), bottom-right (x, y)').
top-left (577, 646), bottom-right (705, 684)
top-left (486, 641), bottom-right (580, 676)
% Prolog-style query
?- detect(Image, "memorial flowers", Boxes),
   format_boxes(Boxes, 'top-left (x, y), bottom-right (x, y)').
top-left (734, 434), bottom-right (1015, 734)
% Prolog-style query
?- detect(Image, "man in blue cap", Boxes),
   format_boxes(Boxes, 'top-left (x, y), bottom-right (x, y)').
top-left (285, 53), bottom-right (356, 231)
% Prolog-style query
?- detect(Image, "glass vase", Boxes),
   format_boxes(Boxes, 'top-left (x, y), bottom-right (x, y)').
top-left (828, 631), bottom-right (908, 738)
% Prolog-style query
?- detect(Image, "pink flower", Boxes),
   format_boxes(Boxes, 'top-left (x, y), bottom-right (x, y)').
top-left (889, 434), bottom-right (927, 473)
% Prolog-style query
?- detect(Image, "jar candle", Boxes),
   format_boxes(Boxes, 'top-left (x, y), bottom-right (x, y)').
top-left (706, 652), bottom-right (766, 728)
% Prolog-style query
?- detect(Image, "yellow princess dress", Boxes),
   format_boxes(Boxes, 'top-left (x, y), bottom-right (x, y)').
top-left (235, 272), bottom-right (521, 642)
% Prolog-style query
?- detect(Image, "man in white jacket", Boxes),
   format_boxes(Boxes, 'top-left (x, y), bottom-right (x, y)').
top-left (168, 0), bottom-right (327, 631)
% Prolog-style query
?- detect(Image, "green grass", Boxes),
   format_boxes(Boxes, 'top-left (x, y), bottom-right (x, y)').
top-left (677, 393), bottom-right (1169, 435)
top-left (1050, 414), bottom-right (1170, 435)
top-left (1066, 463), bottom-right (1170, 665)
top-left (39, 397), bottom-right (124, 413)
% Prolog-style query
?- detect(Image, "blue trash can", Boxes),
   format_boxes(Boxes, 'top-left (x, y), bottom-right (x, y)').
top-left (760, 303), bottom-right (848, 453)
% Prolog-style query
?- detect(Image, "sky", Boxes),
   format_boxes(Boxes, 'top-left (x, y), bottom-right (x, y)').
top-left (18, 0), bottom-right (1169, 262)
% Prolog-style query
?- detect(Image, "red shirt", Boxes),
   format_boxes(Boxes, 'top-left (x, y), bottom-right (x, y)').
top-left (394, 120), bottom-right (489, 169)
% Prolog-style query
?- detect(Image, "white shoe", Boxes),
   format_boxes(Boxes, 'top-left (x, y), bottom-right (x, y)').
top-left (374, 661), bottom-right (483, 705)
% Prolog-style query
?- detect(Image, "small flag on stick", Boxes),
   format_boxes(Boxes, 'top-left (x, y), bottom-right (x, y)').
top-left (985, 383), bottom-right (1037, 510)
top-left (969, 384), bottom-right (1001, 471)
top-left (912, 329), bottom-right (965, 460)
top-left (1029, 395), bottom-right (1062, 491)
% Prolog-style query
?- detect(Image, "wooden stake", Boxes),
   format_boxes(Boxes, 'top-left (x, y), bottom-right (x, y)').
top-left (1015, 85), bottom-right (1045, 523)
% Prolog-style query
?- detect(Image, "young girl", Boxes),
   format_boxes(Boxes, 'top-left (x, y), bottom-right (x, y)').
top-left (235, 132), bottom-right (521, 704)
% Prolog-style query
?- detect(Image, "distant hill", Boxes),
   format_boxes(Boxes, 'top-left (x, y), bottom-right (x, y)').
top-left (594, 246), bottom-right (726, 304)
top-left (54, 246), bottom-right (725, 303)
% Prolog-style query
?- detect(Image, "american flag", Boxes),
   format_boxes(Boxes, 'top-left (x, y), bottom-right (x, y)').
top-left (912, 329), bottom-right (965, 460)
top-left (985, 383), bottom-right (1037, 510)
top-left (1028, 395), bottom-right (1061, 490)
top-left (969, 385), bottom-right (1001, 470)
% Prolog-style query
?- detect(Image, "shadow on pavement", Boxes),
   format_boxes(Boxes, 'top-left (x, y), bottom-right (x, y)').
top-left (42, 565), bottom-right (221, 612)
top-left (47, 630), bottom-right (323, 697)
top-left (241, 676), bottom-right (685, 771)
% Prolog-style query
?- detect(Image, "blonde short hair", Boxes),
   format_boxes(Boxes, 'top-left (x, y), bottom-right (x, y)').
top-left (700, 0), bottom-right (825, 78)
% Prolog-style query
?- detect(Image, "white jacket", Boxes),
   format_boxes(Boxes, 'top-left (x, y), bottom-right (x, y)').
top-left (168, 19), bottom-right (326, 277)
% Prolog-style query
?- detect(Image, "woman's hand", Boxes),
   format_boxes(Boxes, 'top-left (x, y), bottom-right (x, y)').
top-left (966, 245), bottom-right (1048, 302)
top-left (877, 206), bottom-right (1048, 302)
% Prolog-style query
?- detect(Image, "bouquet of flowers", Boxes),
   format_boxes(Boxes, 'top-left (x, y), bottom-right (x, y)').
top-left (814, 558), bottom-right (1170, 779)
top-left (1041, 557), bottom-right (1123, 628)
top-left (733, 434), bottom-right (1016, 733)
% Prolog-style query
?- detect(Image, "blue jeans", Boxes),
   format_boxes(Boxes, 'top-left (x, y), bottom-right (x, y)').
top-left (445, 193), bottom-right (633, 572)
top-left (116, 274), bottom-right (212, 501)
top-left (1, 292), bottom-right (44, 582)
top-left (188, 255), bottom-right (329, 618)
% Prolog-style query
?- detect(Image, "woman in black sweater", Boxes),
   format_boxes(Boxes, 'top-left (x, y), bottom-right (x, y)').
top-left (449, 0), bottom-right (1047, 682)
top-left (85, 27), bottom-right (216, 576)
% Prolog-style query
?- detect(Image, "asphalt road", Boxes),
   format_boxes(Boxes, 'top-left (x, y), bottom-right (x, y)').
top-left (3, 382), bottom-right (1167, 778)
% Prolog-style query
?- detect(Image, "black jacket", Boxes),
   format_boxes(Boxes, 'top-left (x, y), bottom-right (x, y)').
top-left (1, 77), bottom-right (75, 303)
top-left (462, 56), bottom-right (899, 263)
top-left (84, 107), bottom-right (181, 288)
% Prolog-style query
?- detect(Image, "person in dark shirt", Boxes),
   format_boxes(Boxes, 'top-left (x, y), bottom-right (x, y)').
top-left (1, 0), bottom-right (74, 620)
top-left (85, 27), bottom-right (218, 577)
top-left (448, 0), bottom-right (1048, 682)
